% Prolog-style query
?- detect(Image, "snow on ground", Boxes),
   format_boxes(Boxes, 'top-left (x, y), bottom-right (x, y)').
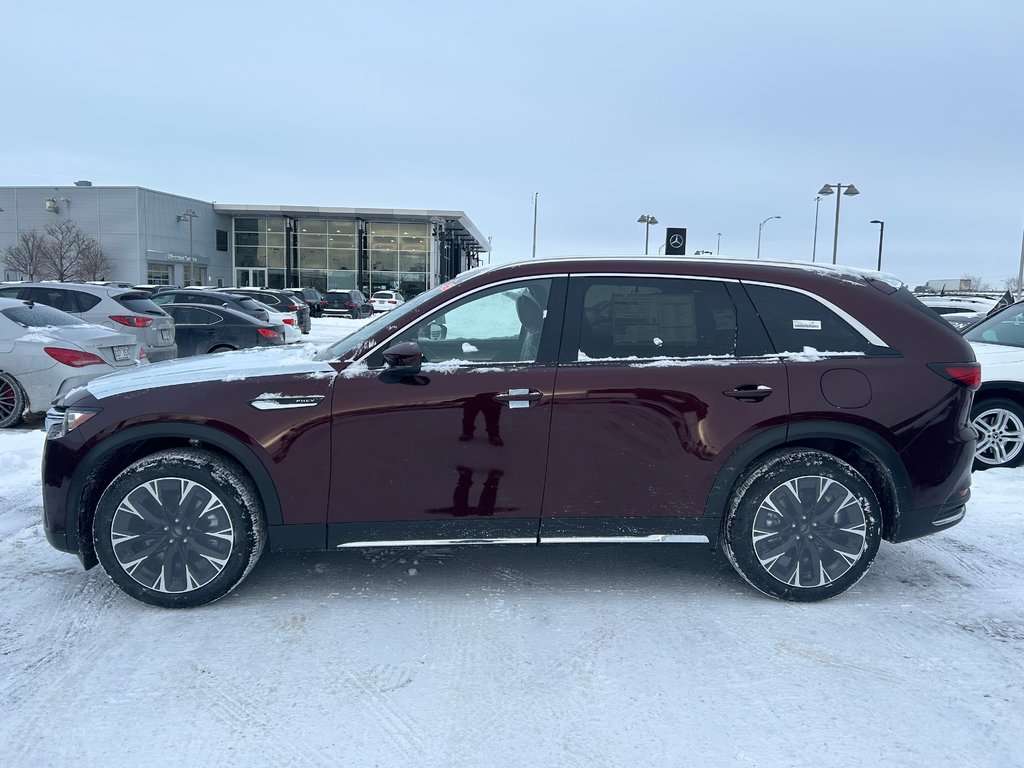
top-left (1, 313), bottom-right (1023, 767)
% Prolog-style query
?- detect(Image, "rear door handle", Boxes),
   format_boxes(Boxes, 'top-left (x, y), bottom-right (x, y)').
top-left (493, 388), bottom-right (543, 408)
top-left (723, 385), bottom-right (773, 402)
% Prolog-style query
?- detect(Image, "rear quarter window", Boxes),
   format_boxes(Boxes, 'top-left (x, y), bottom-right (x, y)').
top-left (744, 283), bottom-right (888, 355)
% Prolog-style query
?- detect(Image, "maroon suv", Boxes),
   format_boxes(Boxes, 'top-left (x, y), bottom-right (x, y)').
top-left (42, 257), bottom-right (979, 607)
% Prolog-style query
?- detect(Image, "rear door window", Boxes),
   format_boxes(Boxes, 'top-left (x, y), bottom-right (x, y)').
top-left (25, 287), bottom-right (78, 312)
top-left (568, 276), bottom-right (737, 361)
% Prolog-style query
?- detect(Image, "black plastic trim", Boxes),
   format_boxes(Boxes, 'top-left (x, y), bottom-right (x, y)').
top-left (786, 420), bottom-right (913, 513)
top-left (63, 423), bottom-right (284, 560)
top-left (703, 425), bottom-right (789, 522)
top-left (268, 524), bottom-right (326, 551)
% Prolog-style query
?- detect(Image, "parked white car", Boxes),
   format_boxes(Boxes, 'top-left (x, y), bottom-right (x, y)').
top-left (0, 298), bottom-right (146, 428)
top-left (249, 300), bottom-right (300, 343)
top-left (963, 301), bottom-right (1024, 469)
top-left (370, 290), bottom-right (405, 313)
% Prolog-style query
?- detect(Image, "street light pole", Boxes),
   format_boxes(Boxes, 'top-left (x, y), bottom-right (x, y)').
top-left (637, 214), bottom-right (658, 255)
top-left (870, 219), bottom-right (885, 271)
top-left (177, 209), bottom-right (198, 286)
top-left (812, 196), bottom-right (822, 262)
top-left (818, 183), bottom-right (860, 264)
top-left (757, 215), bottom-right (780, 259)
top-left (531, 192), bottom-right (539, 259)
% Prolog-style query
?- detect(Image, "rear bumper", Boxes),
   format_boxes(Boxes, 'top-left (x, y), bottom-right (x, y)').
top-left (146, 344), bottom-right (178, 362)
top-left (889, 489), bottom-right (970, 543)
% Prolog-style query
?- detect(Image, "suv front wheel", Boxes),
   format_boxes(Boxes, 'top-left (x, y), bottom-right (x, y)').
top-left (93, 448), bottom-right (266, 608)
top-left (723, 449), bottom-right (882, 602)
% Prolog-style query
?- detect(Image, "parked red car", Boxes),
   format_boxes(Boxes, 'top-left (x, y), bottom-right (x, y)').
top-left (42, 256), bottom-right (978, 607)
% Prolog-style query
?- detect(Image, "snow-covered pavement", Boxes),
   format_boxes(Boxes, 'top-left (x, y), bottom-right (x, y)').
top-left (1, 316), bottom-right (1022, 767)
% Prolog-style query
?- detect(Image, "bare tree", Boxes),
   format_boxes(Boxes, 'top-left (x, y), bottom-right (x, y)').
top-left (1003, 275), bottom-right (1020, 295)
top-left (40, 220), bottom-right (106, 282)
top-left (2, 229), bottom-right (49, 280)
top-left (77, 238), bottom-right (112, 281)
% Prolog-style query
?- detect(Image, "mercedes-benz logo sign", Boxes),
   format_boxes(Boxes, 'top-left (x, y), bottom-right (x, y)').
top-left (669, 234), bottom-right (684, 248)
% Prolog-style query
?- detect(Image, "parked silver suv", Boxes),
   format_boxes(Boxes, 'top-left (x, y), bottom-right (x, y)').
top-left (0, 282), bottom-right (177, 361)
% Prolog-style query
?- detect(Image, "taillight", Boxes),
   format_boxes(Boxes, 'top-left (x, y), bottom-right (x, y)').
top-left (109, 315), bottom-right (153, 328)
top-left (284, 318), bottom-right (295, 325)
top-left (388, 300), bottom-right (397, 304)
top-left (257, 328), bottom-right (281, 339)
top-left (344, 301), bottom-right (355, 307)
top-left (44, 347), bottom-right (107, 367)
top-left (927, 362), bottom-right (981, 390)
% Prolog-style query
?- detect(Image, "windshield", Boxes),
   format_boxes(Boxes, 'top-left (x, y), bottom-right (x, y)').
top-left (964, 304), bottom-right (1024, 348)
top-left (314, 282), bottom-right (447, 361)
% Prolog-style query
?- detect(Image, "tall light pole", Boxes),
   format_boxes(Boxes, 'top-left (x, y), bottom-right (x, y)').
top-left (812, 195), bottom-right (823, 262)
top-left (531, 192), bottom-right (539, 259)
top-left (716, 232), bottom-right (722, 254)
top-left (869, 219), bottom-right (885, 271)
top-left (757, 215), bottom-right (780, 259)
top-left (1016, 219), bottom-right (1024, 301)
top-left (818, 183), bottom-right (860, 264)
top-left (637, 214), bottom-right (658, 255)
top-left (177, 209), bottom-right (198, 285)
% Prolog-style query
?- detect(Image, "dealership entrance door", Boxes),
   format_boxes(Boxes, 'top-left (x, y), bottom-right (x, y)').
top-left (235, 269), bottom-right (266, 288)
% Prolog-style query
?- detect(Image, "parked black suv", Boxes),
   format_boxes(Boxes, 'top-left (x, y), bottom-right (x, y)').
top-left (323, 289), bottom-right (372, 318)
top-left (217, 288), bottom-right (311, 333)
top-left (288, 287), bottom-right (325, 317)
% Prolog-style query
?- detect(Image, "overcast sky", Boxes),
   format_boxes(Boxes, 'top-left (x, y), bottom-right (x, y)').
top-left (2, 0), bottom-right (1022, 289)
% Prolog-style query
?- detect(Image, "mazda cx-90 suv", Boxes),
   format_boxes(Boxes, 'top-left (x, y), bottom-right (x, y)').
top-left (42, 256), bottom-right (979, 607)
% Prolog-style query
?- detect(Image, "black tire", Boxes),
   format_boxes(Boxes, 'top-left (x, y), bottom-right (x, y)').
top-left (970, 397), bottom-right (1024, 470)
top-left (723, 448), bottom-right (882, 602)
top-left (0, 372), bottom-right (26, 429)
top-left (93, 449), bottom-right (266, 608)
top-left (208, 345), bottom-right (236, 354)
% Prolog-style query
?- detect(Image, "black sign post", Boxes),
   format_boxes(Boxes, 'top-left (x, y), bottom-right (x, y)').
top-left (664, 227), bottom-right (687, 255)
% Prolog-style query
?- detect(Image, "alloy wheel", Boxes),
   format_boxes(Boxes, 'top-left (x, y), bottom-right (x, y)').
top-left (110, 477), bottom-right (235, 593)
top-left (751, 475), bottom-right (867, 589)
top-left (973, 407), bottom-right (1024, 467)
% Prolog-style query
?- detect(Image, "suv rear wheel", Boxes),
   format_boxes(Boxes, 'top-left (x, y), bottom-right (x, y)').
top-left (93, 449), bottom-right (266, 608)
top-left (723, 449), bottom-right (882, 602)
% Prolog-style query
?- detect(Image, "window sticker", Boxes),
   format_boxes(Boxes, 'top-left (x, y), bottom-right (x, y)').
top-left (793, 319), bottom-right (822, 330)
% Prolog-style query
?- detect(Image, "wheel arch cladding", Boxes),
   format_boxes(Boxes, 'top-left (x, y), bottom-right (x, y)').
top-left (706, 422), bottom-right (908, 542)
top-left (67, 423), bottom-right (283, 569)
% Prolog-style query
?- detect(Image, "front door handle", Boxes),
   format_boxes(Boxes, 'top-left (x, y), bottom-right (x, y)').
top-left (723, 385), bottom-right (773, 402)
top-left (493, 388), bottom-right (543, 408)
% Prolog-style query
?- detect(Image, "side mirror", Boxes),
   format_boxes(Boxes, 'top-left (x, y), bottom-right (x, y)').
top-left (379, 341), bottom-right (423, 383)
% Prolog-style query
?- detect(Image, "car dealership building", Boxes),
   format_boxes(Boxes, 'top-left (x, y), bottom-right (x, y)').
top-left (0, 183), bottom-right (489, 296)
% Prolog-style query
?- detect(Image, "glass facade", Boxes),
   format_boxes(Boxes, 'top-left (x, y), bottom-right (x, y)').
top-left (232, 217), bottom-right (433, 296)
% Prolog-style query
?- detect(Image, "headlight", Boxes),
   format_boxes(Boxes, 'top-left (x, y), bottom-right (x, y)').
top-left (47, 406), bottom-right (101, 439)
